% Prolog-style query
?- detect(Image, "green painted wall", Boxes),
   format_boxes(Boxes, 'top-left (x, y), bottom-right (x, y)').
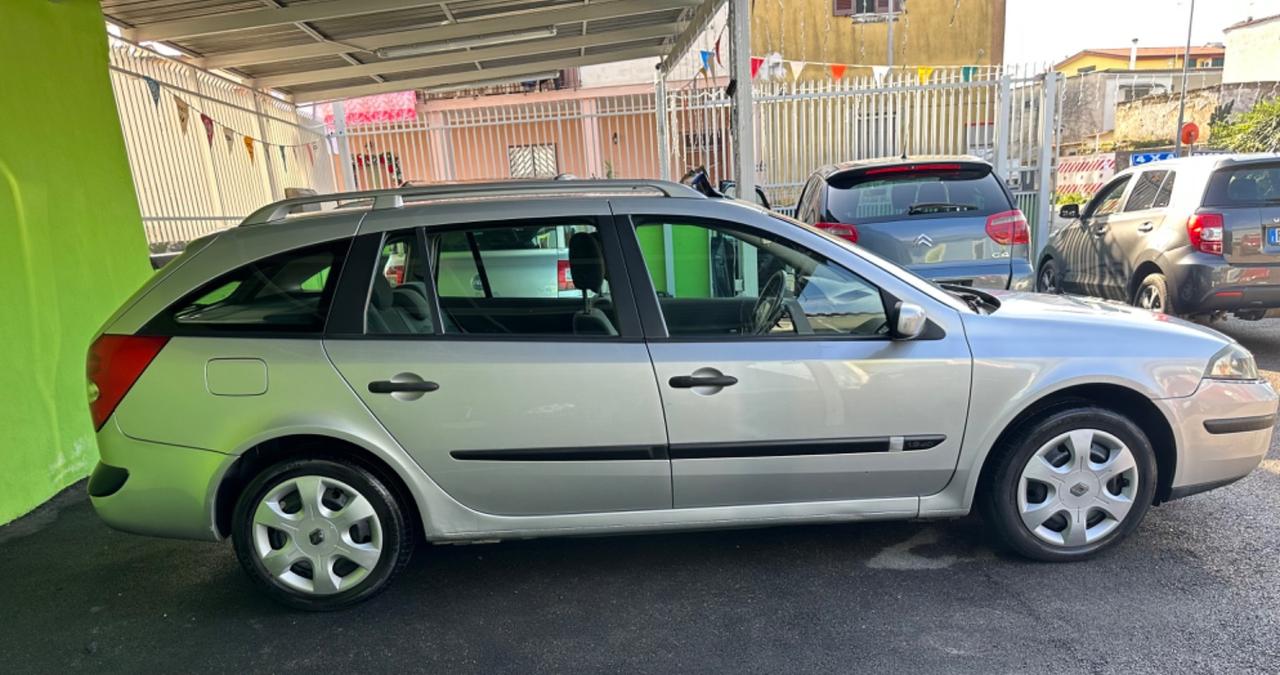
top-left (0, 0), bottom-right (151, 524)
top-left (636, 223), bottom-right (713, 298)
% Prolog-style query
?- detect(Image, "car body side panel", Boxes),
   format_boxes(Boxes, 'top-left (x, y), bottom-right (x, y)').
top-left (919, 294), bottom-right (1227, 517)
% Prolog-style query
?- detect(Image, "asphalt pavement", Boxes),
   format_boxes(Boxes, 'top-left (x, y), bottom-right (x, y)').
top-left (4, 319), bottom-right (1280, 674)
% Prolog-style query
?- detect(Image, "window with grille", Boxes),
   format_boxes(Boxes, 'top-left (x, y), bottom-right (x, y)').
top-left (833, 0), bottom-right (902, 18)
top-left (507, 144), bottom-right (558, 178)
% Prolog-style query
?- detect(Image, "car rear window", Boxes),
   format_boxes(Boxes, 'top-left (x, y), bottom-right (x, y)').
top-left (825, 164), bottom-right (1012, 223)
top-left (153, 239), bottom-right (349, 334)
top-left (1203, 162), bottom-right (1280, 206)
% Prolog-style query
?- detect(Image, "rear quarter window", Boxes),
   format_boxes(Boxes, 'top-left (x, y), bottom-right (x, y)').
top-left (1203, 163), bottom-right (1280, 206)
top-left (825, 165), bottom-right (1012, 223)
top-left (147, 239), bottom-right (350, 335)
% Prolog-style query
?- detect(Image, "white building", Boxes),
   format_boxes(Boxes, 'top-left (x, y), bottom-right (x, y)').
top-left (1223, 13), bottom-right (1280, 84)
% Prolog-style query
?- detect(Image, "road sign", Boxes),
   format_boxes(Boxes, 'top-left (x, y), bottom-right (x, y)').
top-left (1131, 151), bottom-right (1177, 166)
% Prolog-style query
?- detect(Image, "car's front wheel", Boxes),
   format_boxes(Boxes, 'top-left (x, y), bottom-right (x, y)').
top-left (231, 458), bottom-right (414, 610)
top-left (1036, 258), bottom-right (1061, 294)
top-left (980, 406), bottom-right (1157, 561)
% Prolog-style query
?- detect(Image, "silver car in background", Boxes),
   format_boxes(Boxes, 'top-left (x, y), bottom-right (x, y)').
top-left (86, 180), bottom-right (1276, 610)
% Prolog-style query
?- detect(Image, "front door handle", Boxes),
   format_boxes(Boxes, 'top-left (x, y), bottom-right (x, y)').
top-left (1091, 224), bottom-right (1109, 236)
top-left (669, 374), bottom-right (738, 388)
top-left (1137, 222), bottom-right (1155, 233)
top-left (369, 380), bottom-right (440, 394)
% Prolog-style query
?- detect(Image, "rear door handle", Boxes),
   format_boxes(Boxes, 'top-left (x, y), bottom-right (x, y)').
top-left (1137, 222), bottom-right (1155, 233)
top-left (669, 374), bottom-right (738, 388)
top-left (368, 380), bottom-right (440, 394)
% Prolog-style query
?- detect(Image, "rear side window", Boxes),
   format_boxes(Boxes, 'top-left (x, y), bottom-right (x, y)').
top-left (156, 239), bottom-right (349, 334)
top-left (824, 164), bottom-right (1011, 223)
top-left (1204, 163), bottom-right (1280, 206)
top-left (1124, 170), bottom-right (1171, 211)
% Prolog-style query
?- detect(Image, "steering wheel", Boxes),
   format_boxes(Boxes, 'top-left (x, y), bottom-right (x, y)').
top-left (748, 269), bottom-right (789, 335)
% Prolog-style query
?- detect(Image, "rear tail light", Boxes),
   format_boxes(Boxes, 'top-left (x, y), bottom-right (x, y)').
top-left (87, 334), bottom-right (169, 431)
top-left (814, 221), bottom-right (859, 244)
top-left (557, 259), bottom-right (575, 291)
top-left (985, 209), bottom-right (1029, 245)
top-left (1187, 213), bottom-right (1224, 255)
top-left (384, 264), bottom-right (405, 285)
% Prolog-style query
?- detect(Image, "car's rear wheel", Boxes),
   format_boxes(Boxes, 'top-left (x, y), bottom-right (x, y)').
top-left (1133, 273), bottom-right (1171, 313)
top-left (980, 406), bottom-right (1157, 561)
top-left (231, 458), bottom-right (413, 610)
top-left (1036, 258), bottom-right (1060, 293)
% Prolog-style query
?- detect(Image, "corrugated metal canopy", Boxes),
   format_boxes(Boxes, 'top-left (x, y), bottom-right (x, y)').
top-left (101, 0), bottom-right (710, 103)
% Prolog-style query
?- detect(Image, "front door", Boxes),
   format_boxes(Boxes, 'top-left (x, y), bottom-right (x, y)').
top-left (624, 214), bottom-right (972, 508)
top-left (325, 215), bottom-right (671, 517)
top-left (1069, 175), bottom-right (1132, 299)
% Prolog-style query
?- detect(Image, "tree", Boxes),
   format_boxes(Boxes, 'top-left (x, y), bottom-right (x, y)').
top-left (1210, 97), bottom-right (1280, 153)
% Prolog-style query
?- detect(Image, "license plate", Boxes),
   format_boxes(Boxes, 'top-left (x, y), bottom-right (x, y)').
top-left (1268, 228), bottom-right (1280, 246)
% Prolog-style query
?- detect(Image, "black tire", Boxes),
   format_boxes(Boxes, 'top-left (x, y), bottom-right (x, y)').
top-left (979, 406), bottom-right (1157, 562)
top-left (232, 458), bottom-right (414, 611)
top-left (1133, 273), bottom-right (1171, 313)
top-left (1036, 258), bottom-right (1061, 293)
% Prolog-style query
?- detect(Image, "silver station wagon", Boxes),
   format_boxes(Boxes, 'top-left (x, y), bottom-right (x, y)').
top-left (86, 180), bottom-right (1277, 610)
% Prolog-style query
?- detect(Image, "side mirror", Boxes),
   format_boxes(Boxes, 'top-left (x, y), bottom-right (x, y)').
top-left (893, 302), bottom-right (928, 340)
top-left (1058, 203), bottom-right (1080, 219)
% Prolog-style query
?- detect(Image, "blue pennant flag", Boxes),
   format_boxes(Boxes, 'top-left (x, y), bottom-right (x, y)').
top-left (699, 50), bottom-right (714, 71)
top-left (143, 76), bottom-right (161, 106)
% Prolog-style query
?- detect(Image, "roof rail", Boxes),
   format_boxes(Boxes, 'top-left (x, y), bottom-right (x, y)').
top-left (240, 180), bottom-right (703, 226)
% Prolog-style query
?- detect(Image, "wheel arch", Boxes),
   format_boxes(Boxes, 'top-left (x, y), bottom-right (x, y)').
top-left (974, 382), bottom-right (1178, 506)
top-left (213, 433), bottom-right (424, 540)
top-left (1128, 259), bottom-right (1165, 302)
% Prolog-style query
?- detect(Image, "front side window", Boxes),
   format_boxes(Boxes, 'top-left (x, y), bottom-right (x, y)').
top-left (431, 222), bottom-right (619, 336)
top-left (1124, 170), bottom-right (1168, 212)
top-left (634, 219), bottom-right (888, 338)
top-left (162, 239), bottom-right (348, 333)
top-left (1088, 176), bottom-right (1132, 218)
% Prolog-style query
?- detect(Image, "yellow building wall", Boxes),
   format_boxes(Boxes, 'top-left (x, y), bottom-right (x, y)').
top-left (751, 0), bottom-right (1005, 69)
top-left (1057, 54), bottom-right (1198, 76)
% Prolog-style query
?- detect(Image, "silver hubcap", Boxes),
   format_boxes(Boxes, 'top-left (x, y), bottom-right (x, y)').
top-left (1137, 285), bottom-right (1163, 310)
top-left (1017, 429), bottom-right (1139, 547)
top-left (252, 475), bottom-right (383, 595)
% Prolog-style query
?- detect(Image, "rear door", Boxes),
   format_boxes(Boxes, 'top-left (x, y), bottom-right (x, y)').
top-left (618, 203), bottom-right (972, 508)
top-left (1204, 161), bottom-right (1280, 265)
top-left (819, 162), bottom-right (1023, 288)
top-left (324, 203), bottom-right (672, 517)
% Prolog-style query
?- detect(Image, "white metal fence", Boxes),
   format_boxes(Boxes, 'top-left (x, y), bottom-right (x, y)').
top-left (107, 37), bottom-right (333, 252)
top-left (109, 40), bottom-right (1060, 254)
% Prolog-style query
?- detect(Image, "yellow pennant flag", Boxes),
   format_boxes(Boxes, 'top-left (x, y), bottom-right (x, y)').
top-left (917, 66), bottom-right (935, 85)
top-left (243, 135), bottom-right (255, 161)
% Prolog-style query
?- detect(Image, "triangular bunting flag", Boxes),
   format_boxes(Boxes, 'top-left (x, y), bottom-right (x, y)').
top-left (307, 141), bottom-right (317, 166)
top-left (223, 128), bottom-right (236, 152)
top-left (714, 37), bottom-right (722, 66)
top-left (788, 61), bottom-right (807, 81)
top-left (699, 50), bottom-right (714, 71)
top-left (917, 66), bottom-right (935, 85)
top-left (243, 135), bottom-right (255, 161)
top-left (961, 65), bottom-right (977, 82)
top-left (200, 114), bottom-right (214, 147)
top-left (174, 98), bottom-right (190, 134)
top-left (830, 64), bottom-right (847, 80)
top-left (279, 144), bottom-right (287, 171)
top-left (871, 65), bottom-right (890, 84)
top-left (750, 56), bottom-right (764, 79)
top-left (143, 77), bottom-right (161, 107)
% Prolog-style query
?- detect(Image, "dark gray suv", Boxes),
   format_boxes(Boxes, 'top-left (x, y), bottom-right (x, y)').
top-left (1039, 154), bottom-right (1280, 319)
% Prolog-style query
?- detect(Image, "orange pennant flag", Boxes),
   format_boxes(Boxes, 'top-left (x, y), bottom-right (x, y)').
top-left (830, 64), bottom-right (847, 79)
top-left (243, 135), bottom-right (255, 161)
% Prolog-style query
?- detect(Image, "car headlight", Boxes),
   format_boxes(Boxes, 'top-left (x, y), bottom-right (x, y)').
top-left (1205, 343), bottom-right (1260, 381)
